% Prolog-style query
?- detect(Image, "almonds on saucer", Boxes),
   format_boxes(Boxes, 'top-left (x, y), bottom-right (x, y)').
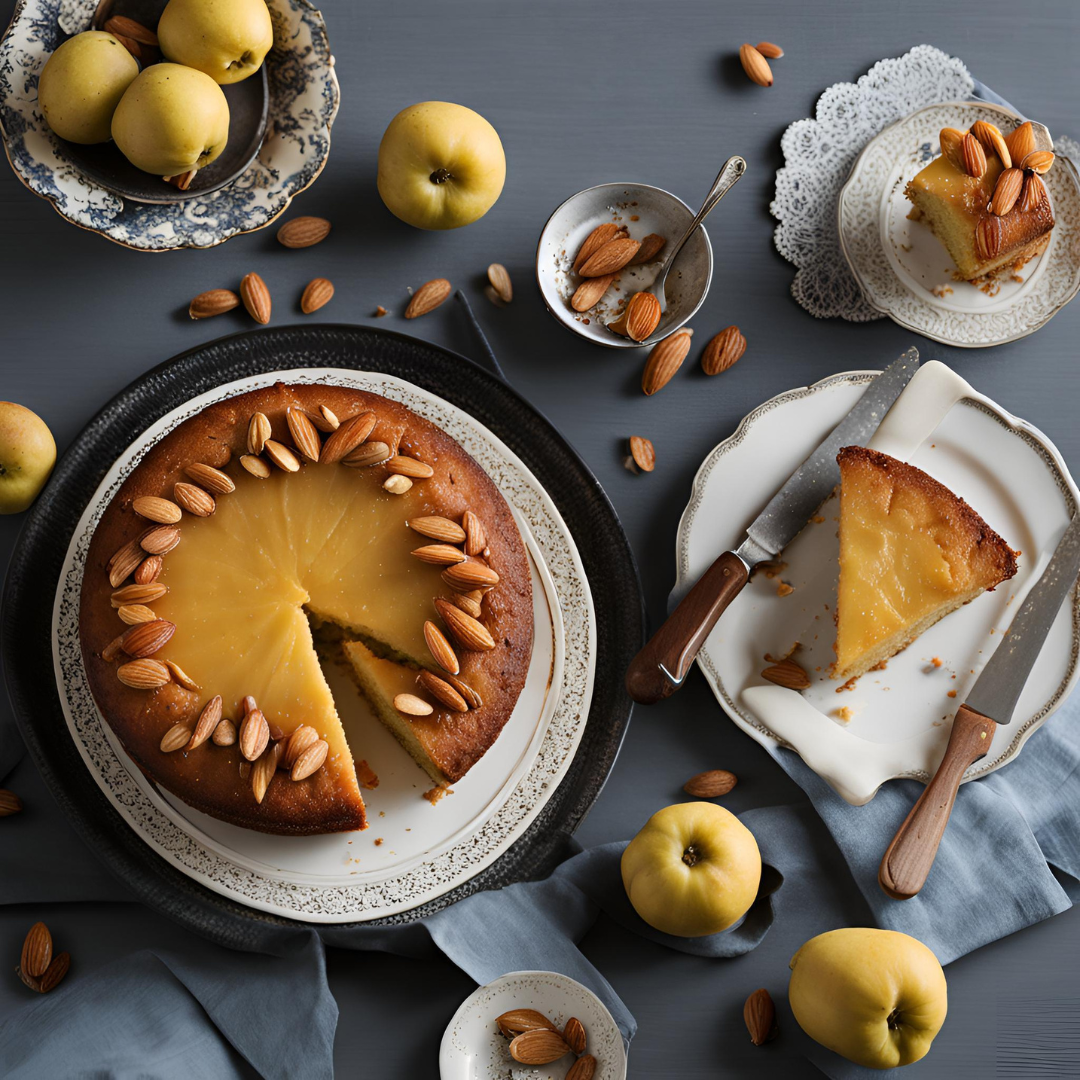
top-left (627, 233), bottom-right (666, 265)
top-left (563, 1017), bottom-right (587, 1055)
top-left (571, 274), bottom-right (616, 313)
top-left (496, 1008), bottom-right (559, 1034)
top-left (566, 1055), bottom-right (597, 1080)
top-left (572, 223), bottom-right (624, 273)
top-left (624, 291), bottom-right (662, 341)
top-left (509, 1029), bottom-right (572, 1065)
top-left (579, 237), bottom-right (641, 278)
top-left (405, 278), bottom-right (452, 318)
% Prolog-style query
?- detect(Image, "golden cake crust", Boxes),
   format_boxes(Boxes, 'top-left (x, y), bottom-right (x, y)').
top-left (79, 383), bottom-right (533, 835)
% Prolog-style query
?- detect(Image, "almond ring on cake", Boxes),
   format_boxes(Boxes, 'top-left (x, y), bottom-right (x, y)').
top-left (79, 383), bottom-right (533, 836)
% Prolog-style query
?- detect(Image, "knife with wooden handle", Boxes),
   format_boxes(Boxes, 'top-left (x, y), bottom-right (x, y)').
top-left (880, 513), bottom-right (1080, 900)
top-left (625, 348), bottom-right (921, 705)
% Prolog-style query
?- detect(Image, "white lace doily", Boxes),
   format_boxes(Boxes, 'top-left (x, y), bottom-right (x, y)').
top-left (772, 45), bottom-right (974, 321)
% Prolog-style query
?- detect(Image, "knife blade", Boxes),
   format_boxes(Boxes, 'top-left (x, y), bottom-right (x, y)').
top-left (880, 514), bottom-right (1080, 900)
top-left (625, 347), bottom-right (921, 705)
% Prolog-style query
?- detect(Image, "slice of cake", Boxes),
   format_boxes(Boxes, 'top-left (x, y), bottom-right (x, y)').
top-left (905, 120), bottom-right (1055, 281)
top-left (832, 446), bottom-right (1017, 683)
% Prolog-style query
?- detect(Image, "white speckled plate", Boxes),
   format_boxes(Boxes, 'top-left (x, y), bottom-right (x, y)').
top-left (440, 970), bottom-right (627, 1080)
top-left (838, 101), bottom-right (1080, 346)
top-left (674, 362), bottom-right (1079, 805)
top-left (52, 368), bottom-right (597, 922)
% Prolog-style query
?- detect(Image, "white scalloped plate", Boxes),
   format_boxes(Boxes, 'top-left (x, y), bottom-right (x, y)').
top-left (838, 101), bottom-right (1080, 346)
top-left (52, 368), bottom-right (597, 922)
top-left (674, 363), bottom-right (1080, 805)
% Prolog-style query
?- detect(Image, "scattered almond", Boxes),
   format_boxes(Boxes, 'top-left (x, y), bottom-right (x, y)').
top-left (744, 988), bottom-right (778, 1045)
top-left (395, 692), bottom-right (433, 717)
top-left (240, 273), bottom-right (271, 324)
top-left (120, 619), bottom-right (175, 658)
top-left (134, 556), bottom-right (163, 585)
top-left (0, 789), bottom-right (23, 816)
top-left (989, 168), bottom-right (1023, 216)
top-left (761, 657), bottom-right (811, 690)
top-left (462, 510), bottom-right (487, 557)
top-left (132, 496), bottom-right (182, 524)
top-left (117, 604), bottom-right (156, 625)
top-left (629, 436), bottom-right (655, 473)
top-left (188, 289), bottom-right (239, 320)
top-left (739, 43), bottom-right (773, 87)
top-left (21, 923), bottom-right (52, 979)
top-left (1021, 149), bottom-right (1055, 175)
top-left (579, 237), bottom-right (641, 278)
top-left (343, 440), bottom-right (391, 468)
top-left (291, 739), bottom-right (329, 781)
top-left (961, 132), bottom-right (987, 178)
top-left (140, 524), bottom-right (181, 555)
top-left (240, 708), bottom-right (270, 761)
top-left (970, 120), bottom-right (1011, 169)
top-left (188, 695), bottom-right (223, 749)
top-left (405, 278), bottom-right (452, 318)
top-left (265, 440), bottom-right (301, 473)
top-left (684, 769), bottom-right (738, 797)
top-left (571, 274), bottom-right (616, 313)
top-left (408, 516), bottom-right (467, 544)
top-left (573, 223), bottom-right (624, 273)
top-left (424, 620), bottom-right (460, 675)
top-left (301, 278), bottom-right (335, 314)
top-left (174, 481), bottom-right (215, 517)
top-left (1005, 121), bottom-right (1036, 164)
top-left (247, 412), bottom-right (271, 455)
top-left (284, 725), bottom-right (319, 768)
top-left (277, 216), bottom-right (331, 248)
top-left (164, 660), bottom-right (200, 692)
top-left (509, 1028), bottom-right (572, 1065)
top-left (321, 411), bottom-right (377, 463)
top-left (184, 462), bottom-right (235, 495)
top-left (641, 331), bottom-right (692, 394)
top-left (36, 951), bottom-right (70, 994)
top-left (627, 233), bottom-right (666, 265)
top-left (702, 326), bottom-right (747, 375)
top-left (212, 717), bottom-right (238, 747)
top-left (160, 723), bottom-right (192, 752)
top-left (374, 305), bottom-right (388, 317)
top-left (566, 1056), bottom-right (597, 1080)
top-left (487, 263), bottom-right (512, 303)
top-left (435, 598), bottom-right (495, 650)
top-left (287, 406), bottom-right (322, 462)
top-left (563, 1017), bottom-right (587, 1055)
top-left (383, 474), bottom-right (413, 494)
top-left (1020, 171), bottom-right (1047, 213)
top-left (441, 559), bottom-right (500, 591)
top-left (755, 41), bottom-right (784, 58)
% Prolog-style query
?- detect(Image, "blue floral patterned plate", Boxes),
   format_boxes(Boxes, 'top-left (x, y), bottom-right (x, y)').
top-left (0, 0), bottom-right (338, 249)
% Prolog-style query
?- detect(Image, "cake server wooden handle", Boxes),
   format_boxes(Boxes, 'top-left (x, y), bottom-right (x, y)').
top-left (878, 704), bottom-right (997, 900)
top-left (625, 550), bottom-right (749, 705)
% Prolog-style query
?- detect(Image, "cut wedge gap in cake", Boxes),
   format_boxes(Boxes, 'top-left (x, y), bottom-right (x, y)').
top-left (832, 446), bottom-right (1018, 684)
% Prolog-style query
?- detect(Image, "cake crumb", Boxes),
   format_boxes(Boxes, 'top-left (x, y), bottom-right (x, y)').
top-left (835, 707), bottom-right (854, 723)
top-left (423, 785), bottom-right (453, 805)
top-left (947, 690), bottom-right (957, 698)
top-left (931, 285), bottom-right (954, 298)
top-left (811, 515), bottom-right (825, 524)
top-left (777, 581), bottom-right (795, 597)
top-left (836, 677), bottom-right (857, 693)
top-left (931, 657), bottom-right (943, 668)
top-left (356, 759), bottom-right (380, 789)
top-left (374, 305), bottom-right (387, 317)
top-left (374, 837), bottom-right (383, 846)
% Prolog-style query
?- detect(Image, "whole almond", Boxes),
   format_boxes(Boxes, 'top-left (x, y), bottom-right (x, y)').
top-left (417, 669), bottom-right (469, 712)
top-left (487, 263), bottom-right (512, 303)
top-left (291, 739), bottom-right (329, 781)
top-left (384, 475), bottom-right (413, 494)
top-left (563, 1017), bottom-right (587, 1055)
top-left (117, 658), bottom-right (171, 689)
top-left (108, 538), bottom-right (146, 587)
top-left (435, 598), bottom-right (495, 651)
top-left (0, 789), bottom-right (24, 816)
top-left (989, 168), bottom-right (1023, 216)
top-left (408, 516), bottom-right (467, 544)
top-left (755, 41), bottom-right (784, 58)
top-left (265, 440), bottom-right (301, 473)
top-left (761, 657), bottom-right (810, 690)
top-left (174, 482), bottom-right (215, 517)
top-left (412, 544), bottom-right (467, 566)
top-left (321, 411), bottom-right (377, 463)
top-left (212, 718), bottom-right (237, 746)
top-left (240, 455), bottom-right (271, 478)
top-left (185, 462), bottom-right (235, 495)
top-left (627, 233), bottom-right (666, 265)
top-left (284, 725), bottom-right (319, 767)
top-left (509, 1028), bottom-right (572, 1065)
top-left (744, 988), bottom-right (778, 1045)
top-left (37, 951), bottom-right (70, 994)
top-left (301, 277), bottom-right (335, 314)
top-left (970, 120), bottom-right (1011, 168)
top-left (1020, 171), bottom-right (1048, 213)
top-left (394, 692), bottom-right (433, 716)
top-left (405, 279), bottom-right (452, 318)
top-left (573, 222), bottom-right (623, 273)
top-left (566, 1056), bottom-right (597, 1080)
top-left (188, 289), bottom-right (239, 320)
top-left (117, 604), bottom-right (157, 625)
top-left (133, 496), bottom-right (182, 524)
top-left (579, 237), bottom-right (641, 278)
top-left (287, 406), bottom-right (322, 462)
top-left (625, 291), bottom-right (662, 342)
top-left (240, 708), bottom-right (270, 761)
top-left (277, 216), bottom-right (331, 248)
top-left (104, 15), bottom-right (158, 45)
top-left (247, 412), bottom-right (272, 455)
top-left (141, 524), bottom-right (180, 555)
top-left (684, 769), bottom-right (738, 798)
top-left (21, 923), bottom-right (52, 979)
top-left (252, 742), bottom-right (283, 803)
top-left (939, 127), bottom-right (966, 171)
top-left (188, 695), bottom-right (223, 749)
top-left (386, 455), bottom-right (434, 479)
top-left (317, 405), bottom-right (340, 431)
top-left (739, 43), bottom-right (773, 87)
top-left (702, 326), bottom-right (747, 375)
top-left (961, 132), bottom-right (987, 178)
top-left (642, 331), bottom-right (692, 395)
top-left (1021, 150), bottom-right (1055, 175)
top-left (1005, 121), bottom-right (1036, 164)
top-left (240, 273), bottom-right (271, 324)
top-left (164, 660), bottom-right (200, 692)
top-left (629, 435), bottom-right (655, 472)
top-left (441, 560), bottom-right (500, 591)
top-left (160, 723), bottom-right (192, 752)
top-left (111, 582), bottom-right (167, 607)
top-left (975, 215), bottom-right (1003, 260)
top-left (496, 1009), bottom-right (559, 1034)
top-left (443, 672), bottom-right (483, 709)
top-left (451, 590), bottom-right (483, 618)
top-left (120, 619), bottom-right (175, 658)
top-left (342, 440), bottom-right (391, 469)
top-left (134, 556), bottom-right (163, 585)
top-left (571, 274), bottom-right (616, 312)
top-left (424, 620), bottom-right (460, 675)
top-left (463, 510), bottom-right (487, 557)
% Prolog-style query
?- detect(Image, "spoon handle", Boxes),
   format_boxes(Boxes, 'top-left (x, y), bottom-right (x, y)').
top-left (662, 156), bottom-right (747, 271)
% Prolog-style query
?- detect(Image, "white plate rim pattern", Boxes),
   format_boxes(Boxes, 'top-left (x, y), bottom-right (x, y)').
top-left (51, 367), bottom-right (597, 922)
top-left (675, 368), bottom-right (1080, 786)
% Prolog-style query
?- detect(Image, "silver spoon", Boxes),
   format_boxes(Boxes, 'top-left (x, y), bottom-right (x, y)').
top-left (646, 155), bottom-right (746, 315)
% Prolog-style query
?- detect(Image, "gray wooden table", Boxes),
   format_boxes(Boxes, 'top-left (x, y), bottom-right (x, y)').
top-left (2, 1), bottom-right (1079, 1075)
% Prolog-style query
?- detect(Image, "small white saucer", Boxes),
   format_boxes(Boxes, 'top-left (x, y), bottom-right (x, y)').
top-left (838, 101), bottom-right (1080, 347)
top-left (440, 970), bottom-right (627, 1079)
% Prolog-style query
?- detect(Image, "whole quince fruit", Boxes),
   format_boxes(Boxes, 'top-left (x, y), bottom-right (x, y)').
top-left (788, 928), bottom-right (948, 1069)
top-left (620, 802), bottom-right (761, 937)
top-left (377, 101), bottom-right (506, 230)
top-left (158, 0), bottom-right (273, 84)
top-left (0, 402), bottom-right (57, 514)
top-left (112, 64), bottom-right (230, 176)
top-left (38, 31), bottom-right (139, 144)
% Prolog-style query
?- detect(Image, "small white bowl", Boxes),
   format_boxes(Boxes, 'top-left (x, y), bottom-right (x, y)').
top-left (440, 969), bottom-right (627, 1079)
top-left (536, 182), bottom-right (713, 349)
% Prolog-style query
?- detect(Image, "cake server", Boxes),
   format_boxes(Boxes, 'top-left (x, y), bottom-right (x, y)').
top-left (879, 513), bottom-right (1080, 900)
top-left (625, 347), bottom-right (921, 705)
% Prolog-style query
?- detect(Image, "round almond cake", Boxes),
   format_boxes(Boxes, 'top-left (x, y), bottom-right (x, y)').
top-left (79, 383), bottom-right (533, 836)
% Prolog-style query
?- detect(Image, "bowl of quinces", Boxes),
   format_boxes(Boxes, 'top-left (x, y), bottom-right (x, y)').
top-left (0, 0), bottom-right (337, 248)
